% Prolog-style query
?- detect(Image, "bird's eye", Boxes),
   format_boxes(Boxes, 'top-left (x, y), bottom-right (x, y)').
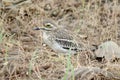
top-left (45, 23), bottom-right (53, 28)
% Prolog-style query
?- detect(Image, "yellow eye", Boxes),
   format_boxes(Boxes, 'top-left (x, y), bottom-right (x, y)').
top-left (45, 23), bottom-right (53, 28)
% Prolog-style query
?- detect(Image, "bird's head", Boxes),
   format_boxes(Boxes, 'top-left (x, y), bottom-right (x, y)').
top-left (34, 20), bottom-right (57, 31)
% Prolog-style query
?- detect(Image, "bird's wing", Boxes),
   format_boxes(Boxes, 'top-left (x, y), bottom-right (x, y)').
top-left (52, 29), bottom-right (81, 51)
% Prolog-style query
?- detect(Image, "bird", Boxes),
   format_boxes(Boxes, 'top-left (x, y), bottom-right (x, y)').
top-left (34, 19), bottom-right (85, 54)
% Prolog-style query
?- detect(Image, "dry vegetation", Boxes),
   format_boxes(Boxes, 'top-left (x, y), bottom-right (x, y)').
top-left (0, 0), bottom-right (120, 80)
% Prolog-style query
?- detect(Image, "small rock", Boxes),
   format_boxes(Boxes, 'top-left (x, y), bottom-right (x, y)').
top-left (64, 66), bottom-right (119, 80)
top-left (50, 9), bottom-right (60, 17)
top-left (95, 41), bottom-right (120, 61)
top-left (43, 43), bottom-right (47, 47)
top-left (44, 3), bottom-right (52, 11)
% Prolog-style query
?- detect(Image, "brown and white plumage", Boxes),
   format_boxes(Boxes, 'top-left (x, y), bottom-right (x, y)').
top-left (34, 19), bottom-right (85, 54)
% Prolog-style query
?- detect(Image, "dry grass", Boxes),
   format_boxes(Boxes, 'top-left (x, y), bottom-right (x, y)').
top-left (0, 0), bottom-right (120, 80)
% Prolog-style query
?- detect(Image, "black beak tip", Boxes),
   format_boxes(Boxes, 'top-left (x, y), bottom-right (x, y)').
top-left (33, 27), bottom-right (40, 30)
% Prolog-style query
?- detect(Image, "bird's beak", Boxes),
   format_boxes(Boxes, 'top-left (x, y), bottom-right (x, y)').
top-left (33, 27), bottom-right (45, 30)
